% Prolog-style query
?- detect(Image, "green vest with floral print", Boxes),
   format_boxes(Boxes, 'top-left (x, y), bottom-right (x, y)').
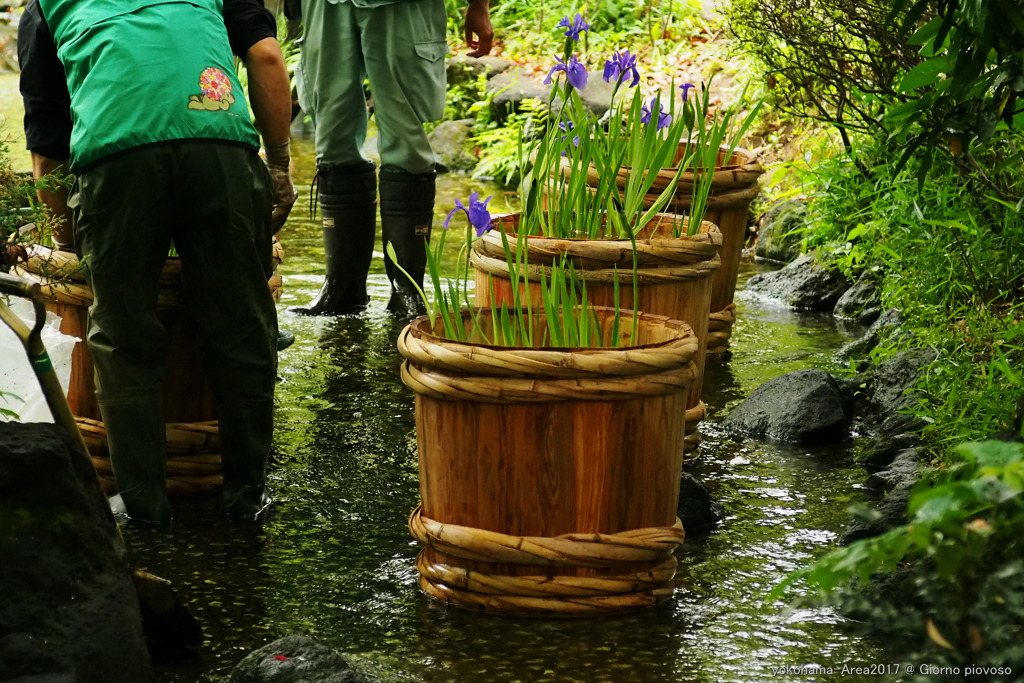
top-left (38, 0), bottom-right (260, 172)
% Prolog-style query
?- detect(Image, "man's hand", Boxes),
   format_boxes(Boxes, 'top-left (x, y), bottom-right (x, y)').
top-left (31, 152), bottom-right (74, 249)
top-left (464, 0), bottom-right (493, 57)
top-left (264, 141), bottom-right (297, 235)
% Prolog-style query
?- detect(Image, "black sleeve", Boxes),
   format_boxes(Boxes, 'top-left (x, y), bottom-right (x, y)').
top-left (18, 0), bottom-right (72, 161)
top-left (223, 0), bottom-right (278, 59)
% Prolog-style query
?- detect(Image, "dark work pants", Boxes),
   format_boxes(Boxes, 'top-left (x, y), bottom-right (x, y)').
top-left (70, 142), bottom-right (278, 519)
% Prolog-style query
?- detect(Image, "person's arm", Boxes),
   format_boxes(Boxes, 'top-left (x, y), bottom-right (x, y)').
top-left (224, 0), bottom-right (296, 233)
top-left (18, 0), bottom-right (74, 247)
top-left (464, 0), bottom-right (494, 58)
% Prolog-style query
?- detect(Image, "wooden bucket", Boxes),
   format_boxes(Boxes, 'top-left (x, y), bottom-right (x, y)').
top-left (470, 212), bottom-right (720, 454)
top-left (582, 144), bottom-right (761, 352)
top-left (399, 307), bottom-right (698, 617)
top-left (13, 243), bottom-right (284, 495)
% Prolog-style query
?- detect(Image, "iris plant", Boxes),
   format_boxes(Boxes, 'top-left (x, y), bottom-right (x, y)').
top-left (444, 191), bottom-right (492, 237)
top-left (603, 50), bottom-right (640, 88)
top-left (556, 13), bottom-right (589, 41)
top-left (640, 98), bottom-right (672, 130)
top-left (679, 83), bottom-right (696, 102)
top-left (545, 55), bottom-right (588, 91)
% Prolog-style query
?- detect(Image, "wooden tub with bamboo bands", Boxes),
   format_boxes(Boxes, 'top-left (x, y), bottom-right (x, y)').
top-left (575, 144), bottom-right (761, 353)
top-left (399, 307), bottom-right (698, 617)
top-left (13, 243), bottom-right (284, 495)
top-left (471, 212), bottom-right (720, 456)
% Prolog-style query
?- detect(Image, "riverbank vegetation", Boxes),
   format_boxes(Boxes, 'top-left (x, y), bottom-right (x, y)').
top-left (721, 0), bottom-right (1024, 672)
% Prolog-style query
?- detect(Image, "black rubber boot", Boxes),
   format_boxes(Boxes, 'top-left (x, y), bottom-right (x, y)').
top-left (218, 397), bottom-right (275, 522)
top-left (379, 167), bottom-right (435, 319)
top-left (100, 396), bottom-right (172, 526)
top-left (290, 160), bottom-right (377, 316)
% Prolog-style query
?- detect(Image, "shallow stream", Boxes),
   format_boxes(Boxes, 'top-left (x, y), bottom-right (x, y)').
top-left (104, 137), bottom-right (882, 681)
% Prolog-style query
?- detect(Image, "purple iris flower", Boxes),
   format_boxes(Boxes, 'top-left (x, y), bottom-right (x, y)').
top-left (556, 13), bottom-right (589, 41)
top-left (544, 55), bottom-right (589, 91)
top-left (444, 192), bottom-right (493, 237)
top-left (680, 83), bottom-right (696, 102)
top-left (602, 50), bottom-right (640, 87)
top-left (641, 98), bottom-right (672, 130)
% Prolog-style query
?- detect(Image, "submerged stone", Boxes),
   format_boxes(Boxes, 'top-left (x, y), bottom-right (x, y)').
top-left (678, 471), bottom-right (723, 533)
top-left (721, 369), bottom-right (853, 444)
top-left (745, 253), bottom-right (852, 310)
top-left (228, 635), bottom-right (367, 683)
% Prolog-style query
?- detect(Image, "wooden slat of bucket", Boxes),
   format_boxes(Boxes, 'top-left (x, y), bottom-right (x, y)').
top-left (475, 270), bottom-right (713, 408)
top-left (417, 390), bottom-right (689, 581)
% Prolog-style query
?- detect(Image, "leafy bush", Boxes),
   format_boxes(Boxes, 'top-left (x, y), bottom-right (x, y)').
top-left (773, 436), bottom-right (1024, 674)
top-left (724, 0), bottom-right (920, 148)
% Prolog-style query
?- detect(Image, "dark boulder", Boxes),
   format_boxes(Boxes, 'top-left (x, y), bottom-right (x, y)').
top-left (866, 448), bottom-right (921, 492)
top-left (721, 369), bottom-right (853, 444)
top-left (427, 119), bottom-right (477, 173)
top-left (835, 307), bottom-right (905, 361)
top-left (744, 253), bottom-right (853, 311)
top-left (228, 635), bottom-right (367, 683)
top-left (833, 269), bottom-right (882, 325)
top-left (754, 199), bottom-right (807, 264)
top-left (677, 471), bottom-right (723, 533)
top-left (0, 423), bottom-right (153, 683)
top-left (861, 348), bottom-right (936, 423)
top-left (854, 413), bottom-right (924, 471)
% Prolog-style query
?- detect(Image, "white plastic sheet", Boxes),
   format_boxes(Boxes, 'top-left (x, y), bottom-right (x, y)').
top-left (0, 298), bottom-right (80, 422)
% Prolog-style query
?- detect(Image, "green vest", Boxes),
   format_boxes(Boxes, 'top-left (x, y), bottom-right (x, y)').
top-left (39, 0), bottom-right (260, 172)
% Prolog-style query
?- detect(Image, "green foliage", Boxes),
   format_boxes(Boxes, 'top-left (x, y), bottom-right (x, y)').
top-left (773, 437), bottom-right (1024, 673)
top-left (724, 0), bottom-right (918, 145)
top-left (797, 133), bottom-right (1024, 449)
top-left (0, 139), bottom-right (58, 267)
top-left (472, 99), bottom-right (546, 186)
top-left (887, 0), bottom-right (1024, 181)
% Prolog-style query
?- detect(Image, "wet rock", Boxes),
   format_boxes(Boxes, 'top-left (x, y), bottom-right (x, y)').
top-left (840, 486), bottom-right (913, 545)
top-left (833, 269), bottom-right (882, 325)
top-left (228, 635), bottom-right (367, 683)
top-left (447, 54), bottom-right (513, 85)
top-left (677, 471), bottom-right (723, 533)
top-left (866, 448), bottom-right (920, 492)
top-left (428, 119), bottom-right (477, 173)
top-left (487, 68), bottom-right (550, 122)
top-left (754, 199), bottom-right (807, 264)
top-left (862, 348), bottom-right (936, 423)
top-left (841, 450), bottom-right (921, 544)
top-left (721, 369), bottom-right (853, 444)
top-left (0, 423), bottom-right (153, 683)
top-left (744, 253), bottom-right (852, 311)
top-left (835, 307), bottom-right (906, 360)
top-left (855, 413), bottom-right (924, 471)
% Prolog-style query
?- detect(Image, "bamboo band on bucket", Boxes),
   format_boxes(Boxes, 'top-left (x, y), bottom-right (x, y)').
top-left (706, 303), bottom-right (737, 353)
top-left (401, 361), bottom-right (695, 403)
top-left (409, 506), bottom-right (685, 567)
top-left (475, 220), bottom-right (722, 267)
top-left (470, 245), bottom-right (720, 286)
top-left (416, 570), bottom-right (674, 617)
top-left (416, 553), bottom-right (678, 598)
top-left (397, 316), bottom-right (698, 379)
